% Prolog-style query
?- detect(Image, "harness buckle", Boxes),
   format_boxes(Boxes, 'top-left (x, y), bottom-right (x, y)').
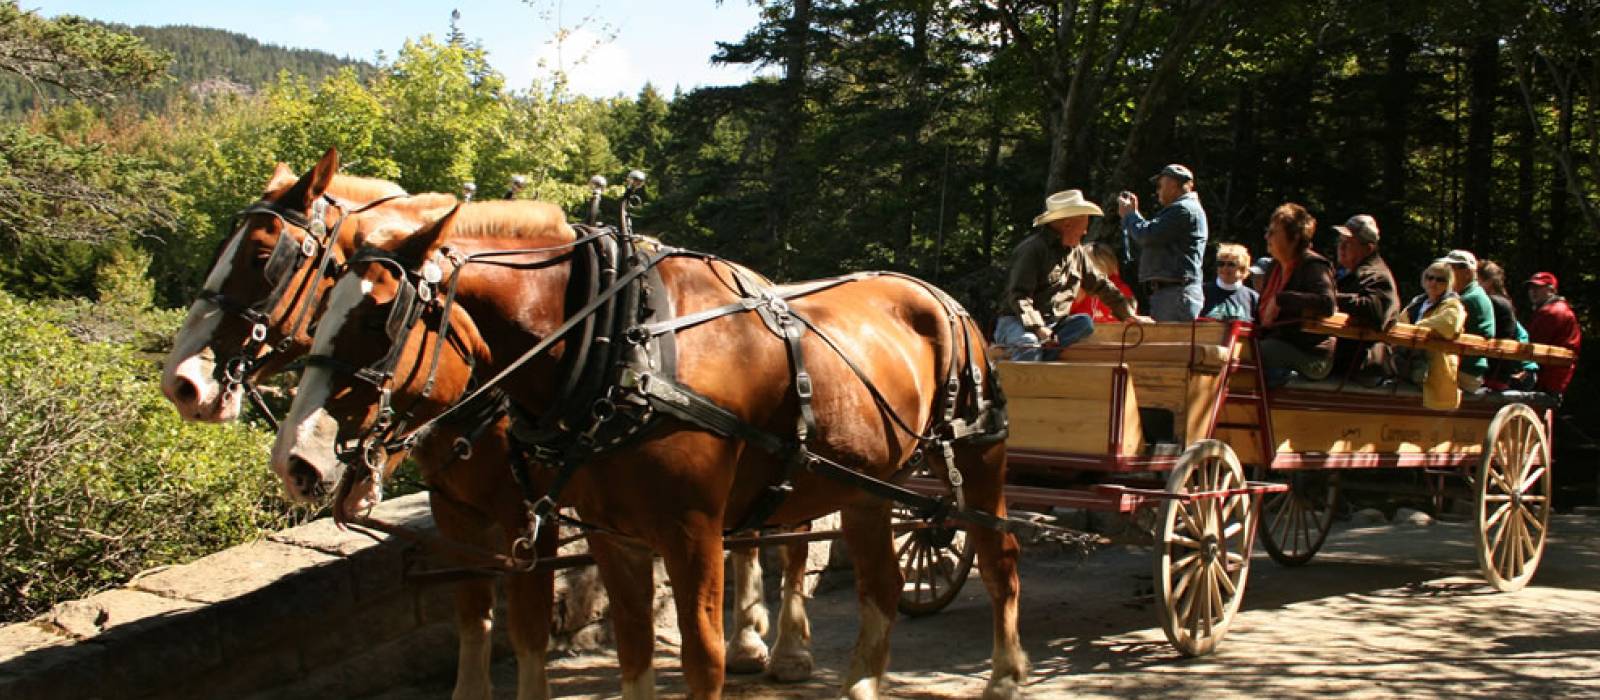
top-left (794, 371), bottom-right (814, 400)
top-left (250, 323), bottom-right (268, 343)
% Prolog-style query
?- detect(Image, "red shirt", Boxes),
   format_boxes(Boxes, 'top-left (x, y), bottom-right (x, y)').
top-left (1527, 296), bottom-right (1582, 393)
top-left (1069, 274), bottom-right (1135, 322)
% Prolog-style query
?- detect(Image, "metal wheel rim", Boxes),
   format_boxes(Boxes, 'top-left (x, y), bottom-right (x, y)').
top-left (1156, 440), bottom-right (1253, 657)
top-left (1259, 472), bottom-right (1339, 567)
top-left (1476, 404), bottom-right (1552, 592)
top-left (894, 507), bottom-right (975, 617)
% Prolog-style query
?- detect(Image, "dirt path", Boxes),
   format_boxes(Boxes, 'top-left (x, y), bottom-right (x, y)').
top-left (378, 512), bottom-right (1600, 698)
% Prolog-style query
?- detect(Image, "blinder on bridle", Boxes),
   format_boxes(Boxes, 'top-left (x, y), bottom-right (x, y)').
top-left (304, 247), bottom-right (453, 476)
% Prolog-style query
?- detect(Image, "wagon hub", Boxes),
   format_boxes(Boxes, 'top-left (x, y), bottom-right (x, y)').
top-left (1200, 534), bottom-right (1221, 565)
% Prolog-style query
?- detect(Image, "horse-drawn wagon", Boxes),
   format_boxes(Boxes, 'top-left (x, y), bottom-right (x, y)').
top-left (898, 314), bottom-right (1576, 656)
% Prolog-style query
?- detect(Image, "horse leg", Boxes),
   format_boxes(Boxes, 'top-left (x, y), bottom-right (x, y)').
top-left (960, 443), bottom-right (1027, 700)
top-left (503, 519), bottom-right (558, 700)
top-left (838, 502), bottom-right (900, 700)
top-left (766, 530), bottom-right (815, 683)
top-left (657, 515), bottom-right (728, 700)
top-left (725, 547), bottom-right (771, 673)
top-left (588, 533), bottom-right (660, 699)
top-left (430, 493), bottom-right (496, 700)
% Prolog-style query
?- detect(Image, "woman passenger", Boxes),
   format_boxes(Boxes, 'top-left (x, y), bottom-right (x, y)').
top-left (1255, 203), bottom-right (1337, 386)
top-left (1397, 260), bottom-right (1467, 409)
top-left (1476, 260), bottom-right (1539, 391)
top-left (1201, 242), bottom-right (1259, 322)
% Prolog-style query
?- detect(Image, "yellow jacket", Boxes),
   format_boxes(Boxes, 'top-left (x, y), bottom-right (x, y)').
top-left (1412, 296), bottom-right (1466, 409)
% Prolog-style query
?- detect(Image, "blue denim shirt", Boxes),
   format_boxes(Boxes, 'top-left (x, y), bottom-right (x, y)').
top-left (1122, 191), bottom-right (1209, 284)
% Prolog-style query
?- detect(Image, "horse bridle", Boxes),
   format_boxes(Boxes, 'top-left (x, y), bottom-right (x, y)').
top-left (301, 227), bottom-right (622, 491)
top-left (193, 193), bottom-right (404, 426)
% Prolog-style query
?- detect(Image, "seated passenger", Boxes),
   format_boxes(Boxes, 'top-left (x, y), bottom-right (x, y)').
top-left (1477, 260), bottom-right (1538, 391)
top-left (1396, 260), bottom-right (1467, 409)
top-left (1441, 249), bottom-right (1494, 391)
top-left (1201, 242), bottom-right (1258, 322)
top-left (1068, 242), bottom-right (1137, 323)
top-left (1526, 271), bottom-right (1582, 395)
top-left (1331, 215), bottom-right (1399, 386)
top-left (996, 190), bottom-right (1149, 361)
top-left (1256, 203), bottom-right (1336, 386)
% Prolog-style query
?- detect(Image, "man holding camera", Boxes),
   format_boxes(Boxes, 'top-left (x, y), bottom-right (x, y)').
top-left (1118, 164), bottom-right (1210, 321)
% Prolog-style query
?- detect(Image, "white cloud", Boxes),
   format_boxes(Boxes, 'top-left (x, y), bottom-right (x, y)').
top-left (523, 27), bottom-right (642, 98)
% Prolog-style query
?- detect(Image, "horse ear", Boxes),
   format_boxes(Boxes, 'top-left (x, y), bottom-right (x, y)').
top-left (265, 163), bottom-right (296, 191)
top-left (304, 148), bottom-right (340, 205)
top-left (389, 198), bottom-right (462, 260)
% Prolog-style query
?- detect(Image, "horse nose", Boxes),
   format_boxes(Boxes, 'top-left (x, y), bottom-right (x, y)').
top-left (172, 374), bottom-right (200, 405)
top-left (288, 455), bottom-right (329, 500)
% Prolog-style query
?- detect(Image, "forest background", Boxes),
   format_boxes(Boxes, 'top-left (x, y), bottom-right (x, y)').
top-left (1, 0), bottom-right (1595, 621)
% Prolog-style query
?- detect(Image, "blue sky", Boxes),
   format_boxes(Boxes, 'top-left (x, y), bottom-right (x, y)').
top-left (31, 1), bottom-right (769, 98)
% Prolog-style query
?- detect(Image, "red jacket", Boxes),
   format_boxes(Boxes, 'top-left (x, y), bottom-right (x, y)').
top-left (1527, 296), bottom-right (1581, 393)
top-left (1069, 274), bottom-right (1135, 323)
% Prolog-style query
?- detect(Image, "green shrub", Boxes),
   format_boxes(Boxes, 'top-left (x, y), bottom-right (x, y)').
top-left (0, 290), bottom-right (307, 622)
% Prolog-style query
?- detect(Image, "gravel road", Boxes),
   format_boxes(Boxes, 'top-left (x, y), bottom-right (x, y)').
top-left (375, 511), bottom-right (1600, 699)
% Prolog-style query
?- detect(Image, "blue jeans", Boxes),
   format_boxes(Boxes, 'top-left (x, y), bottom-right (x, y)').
top-left (1149, 282), bottom-right (1203, 322)
top-left (995, 314), bottom-right (1095, 361)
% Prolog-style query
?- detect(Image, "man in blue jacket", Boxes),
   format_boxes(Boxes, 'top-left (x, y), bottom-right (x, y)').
top-left (1117, 164), bottom-right (1210, 321)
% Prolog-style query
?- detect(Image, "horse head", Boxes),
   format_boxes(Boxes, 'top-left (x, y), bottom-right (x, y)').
top-left (161, 147), bottom-right (408, 422)
top-left (272, 204), bottom-right (489, 515)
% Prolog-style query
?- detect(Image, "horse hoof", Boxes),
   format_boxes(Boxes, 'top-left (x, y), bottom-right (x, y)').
top-left (767, 650), bottom-right (814, 683)
top-left (982, 675), bottom-right (1024, 700)
top-left (726, 632), bottom-right (770, 675)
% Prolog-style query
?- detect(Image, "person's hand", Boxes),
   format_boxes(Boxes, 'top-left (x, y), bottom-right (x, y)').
top-left (1031, 326), bottom-right (1055, 347)
top-left (1129, 314), bottom-right (1156, 324)
top-left (1117, 191), bottom-right (1138, 217)
top-left (1260, 298), bottom-right (1278, 326)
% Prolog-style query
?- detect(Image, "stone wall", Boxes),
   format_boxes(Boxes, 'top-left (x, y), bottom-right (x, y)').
top-left (0, 494), bottom-right (619, 700)
top-left (0, 495), bottom-right (848, 699)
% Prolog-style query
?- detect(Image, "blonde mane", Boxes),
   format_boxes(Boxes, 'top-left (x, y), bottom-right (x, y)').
top-left (326, 173), bottom-right (409, 201)
top-left (357, 197), bottom-right (576, 250)
top-left (443, 200), bottom-right (576, 244)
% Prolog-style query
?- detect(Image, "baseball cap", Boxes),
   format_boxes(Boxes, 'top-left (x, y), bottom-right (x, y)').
top-left (1526, 271), bottom-right (1559, 291)
top-left (1149, 164), bottom-right (1194, 183)
top-left (1335, 214), bottom-right (1380, 243)
top-left (1248, 256), bottom-right (1273, 277)
top-left (1442, 249), bottom-right (1478, 269)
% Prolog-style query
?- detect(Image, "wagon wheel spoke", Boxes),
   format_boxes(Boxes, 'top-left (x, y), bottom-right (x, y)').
top-left (1169, 532), bottom-right (1202, 550)
top-left (1213, 561), bottom-right (1238, 597)
top-left (1176, 501), bottom-right (1205, 539)
top-left (1486, 463), bottom-right (1517, 496)
top-left (1485, 502), bottom-right (1514, 529)
top-left (1222, 520), bottom-right (1244, 541)
top-left (1518, 466), bottom-right (1547, 495)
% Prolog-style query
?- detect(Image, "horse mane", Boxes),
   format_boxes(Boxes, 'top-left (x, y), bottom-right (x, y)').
top-left (442, 200), bottom-right (575, 244)
top-left (325, 173), bottom-right (408, 200)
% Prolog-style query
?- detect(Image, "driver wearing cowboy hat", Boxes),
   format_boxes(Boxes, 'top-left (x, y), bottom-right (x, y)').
top-left (996, 190), bottom-right (1150, 361)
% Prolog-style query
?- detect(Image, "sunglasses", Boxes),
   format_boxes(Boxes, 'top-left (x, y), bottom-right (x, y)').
top-left (1217, 261), bottom-right (1240, 269)
top-left (1424, 274), bottom-right (1450, 283)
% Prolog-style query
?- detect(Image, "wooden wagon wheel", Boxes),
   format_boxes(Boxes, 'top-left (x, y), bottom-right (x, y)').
top-left (1258, 472), bottom-right (1339, 566)
top-left (1156, 440), bottom-right (1255, 657)
top-left (1475, 403), bottom-right (1552, 592)
top-left (894, 506), bottom-right (976, 617)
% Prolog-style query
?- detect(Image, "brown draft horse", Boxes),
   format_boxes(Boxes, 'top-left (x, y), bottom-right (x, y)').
top-left (160, 150), bottom-right (810, 699)
top-left (271, 198), bottom-right (1027, 699)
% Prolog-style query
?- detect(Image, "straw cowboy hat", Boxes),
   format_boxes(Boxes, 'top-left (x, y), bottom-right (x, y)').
top-left (1032, 189), bottom-right (1104, 227)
